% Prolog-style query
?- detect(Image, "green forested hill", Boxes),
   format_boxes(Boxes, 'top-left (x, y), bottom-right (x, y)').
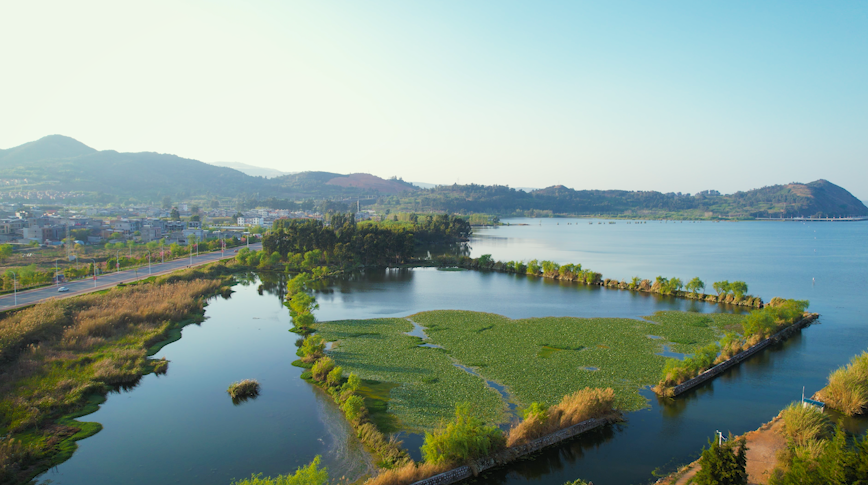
top-left (378, 179), bottom-right (868, 219)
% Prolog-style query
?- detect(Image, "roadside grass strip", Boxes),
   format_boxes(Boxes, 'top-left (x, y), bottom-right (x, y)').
top-left (314, 318), bottom-right (508, 431)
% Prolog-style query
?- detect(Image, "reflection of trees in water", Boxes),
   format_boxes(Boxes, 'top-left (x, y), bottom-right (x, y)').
top-left (657, 381), bottom-right (715, 419)
top-left (416, 241), bottom-right (471, 260)
top-left (331, 267), bottom-right (416, 290)
top-left (231, 393), bottom-right (260, 406)
top-left (256, 271), bottom-right (289, 301)
top-left (234, 271), bottom-right (258, 286)
top-left (465, 424), bottom-right (620, 484)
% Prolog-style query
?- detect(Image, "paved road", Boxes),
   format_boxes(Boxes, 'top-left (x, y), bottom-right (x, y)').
top-left (0, 243), bottom-right (263, 311)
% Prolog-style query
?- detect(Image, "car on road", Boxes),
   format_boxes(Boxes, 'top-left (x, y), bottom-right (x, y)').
top-left (58, 287), bottom-right (69, 292)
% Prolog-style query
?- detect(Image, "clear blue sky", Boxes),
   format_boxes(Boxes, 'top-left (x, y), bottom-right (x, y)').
top-left (2, 1), bottom-right (866, 198)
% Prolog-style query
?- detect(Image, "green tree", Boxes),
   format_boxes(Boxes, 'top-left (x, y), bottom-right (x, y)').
top-left (326, 366), bottom-right (343, 387)
top-left (161, 196), bottom-right (172, 209)
top-left (729, 281), bottom-right (748, 300)
top-left (341, 395), bottom-right (366, 423)
top-left (0, 244), bottom-right (13, 262)
top-left (340, 373), bottom-right (361, 401)
top-left (210, 199), bottom-right (220, 209)
top-left (686, 277), bottom-right (705, 296)
top-left (311, 357), bottom-right (335, 382)
top-left (713, 280), bottom-right (731, 297)
top-left (170, 207), bottom-right (180, 221)
top-left (693, 434), bottom-right (747, 485)
top-left (421, 403), bottom-right (505, 465)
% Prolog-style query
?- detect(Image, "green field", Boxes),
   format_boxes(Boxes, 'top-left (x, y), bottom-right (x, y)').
top-left (314, 310), bottom-right (744, 431)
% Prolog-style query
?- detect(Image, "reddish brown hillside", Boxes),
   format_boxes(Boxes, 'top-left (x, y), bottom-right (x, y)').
top-left (325, 173), bottom-right (417, 194)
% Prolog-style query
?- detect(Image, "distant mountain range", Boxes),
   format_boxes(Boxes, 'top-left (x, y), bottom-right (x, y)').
top-left (383, 180), bottom-right (868, 219)
top-left (0, 135), bottom-right (417, 201)
top-left (1, 135), bottom-right (866, 219)
top-left (209, 161), bottom-right (293, 179)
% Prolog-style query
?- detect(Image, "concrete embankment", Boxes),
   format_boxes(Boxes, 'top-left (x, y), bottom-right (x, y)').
top-left (669, 313), bottom-right (819, 397)
top-left (410, 416), bottom-right (617, 485)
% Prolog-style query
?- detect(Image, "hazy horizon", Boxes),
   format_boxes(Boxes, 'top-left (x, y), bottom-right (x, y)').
top-left (2, 1), bottom-right (866, 199)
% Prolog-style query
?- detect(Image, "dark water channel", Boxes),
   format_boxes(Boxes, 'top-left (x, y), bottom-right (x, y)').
top-left (39, 218), bottom-right (868, 484)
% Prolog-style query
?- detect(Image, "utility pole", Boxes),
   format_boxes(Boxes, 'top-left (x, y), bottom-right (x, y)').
top-left (90, 259), bottom-right (97, 287)
top-left (10, 271), bottom-right (17, 306)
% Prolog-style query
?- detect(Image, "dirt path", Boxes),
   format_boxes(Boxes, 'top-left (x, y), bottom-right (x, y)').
top-left (658, 414), bottom-right (786, 485)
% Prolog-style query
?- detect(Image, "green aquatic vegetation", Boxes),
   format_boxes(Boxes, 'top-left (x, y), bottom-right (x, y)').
top-left (313, 318), bottom-right (507, 431)
top-left (412, 310), bottom-right (737, 412)
top-left (642, 311), bottom-right (744, 353)
top-left (317, 310), bottom-right (741, 432)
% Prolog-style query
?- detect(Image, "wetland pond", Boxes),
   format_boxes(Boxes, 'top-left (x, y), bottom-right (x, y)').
top-left (39, 218), bottom-right (868, 485)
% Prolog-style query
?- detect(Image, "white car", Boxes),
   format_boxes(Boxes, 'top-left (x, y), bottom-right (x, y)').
top-left (58, 287), bottom-right (69, 292)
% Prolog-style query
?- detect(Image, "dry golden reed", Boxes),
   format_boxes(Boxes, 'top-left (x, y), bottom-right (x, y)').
top-left (363, 462), bottom-right (450, 485)
top-left (506, 387), bottom-right (616, 447)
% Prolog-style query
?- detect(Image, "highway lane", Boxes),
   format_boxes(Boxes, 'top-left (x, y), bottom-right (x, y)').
top-left (0, 243), bottom-right (263, 310)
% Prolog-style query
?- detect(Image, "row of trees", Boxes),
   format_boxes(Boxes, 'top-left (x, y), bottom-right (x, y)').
top-left (433, 254), bottom-right (760, 308)
top-left (288, 269), bottom-right (410, 469)
top-left (656, 299), bottom-right (810, 393)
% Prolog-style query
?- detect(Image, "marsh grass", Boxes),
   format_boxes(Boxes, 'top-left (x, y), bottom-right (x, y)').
top-left (0, 264), bottom-right (232, 482)
top-left (780, 403), bottom-right (831, 447)
top-left (815, 351), bottom-right (868, 416)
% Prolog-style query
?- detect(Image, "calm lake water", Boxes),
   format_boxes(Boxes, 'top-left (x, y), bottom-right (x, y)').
top-left (38, 218), bottom-right (868, 485)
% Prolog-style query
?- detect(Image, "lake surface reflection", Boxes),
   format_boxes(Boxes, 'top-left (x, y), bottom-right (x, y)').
top-left (39, 218), bottom-right (868, 485)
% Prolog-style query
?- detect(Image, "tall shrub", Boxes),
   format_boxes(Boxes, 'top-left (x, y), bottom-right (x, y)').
top-left (421, 403), bottom-right (505, 466)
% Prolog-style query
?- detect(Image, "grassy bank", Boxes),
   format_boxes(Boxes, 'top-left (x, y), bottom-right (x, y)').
top-left (0, 261), bottom-right (237, 483)
top-left (314, 310), bottom-right (741, 430)
top-left (814, 350), bottom-right (868, 416)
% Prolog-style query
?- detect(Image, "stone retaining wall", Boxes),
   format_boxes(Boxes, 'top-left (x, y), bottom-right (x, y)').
top-left (671, 313), bottom-right (819, 396)
top-left (411, 417), bottom-right (613, 485)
